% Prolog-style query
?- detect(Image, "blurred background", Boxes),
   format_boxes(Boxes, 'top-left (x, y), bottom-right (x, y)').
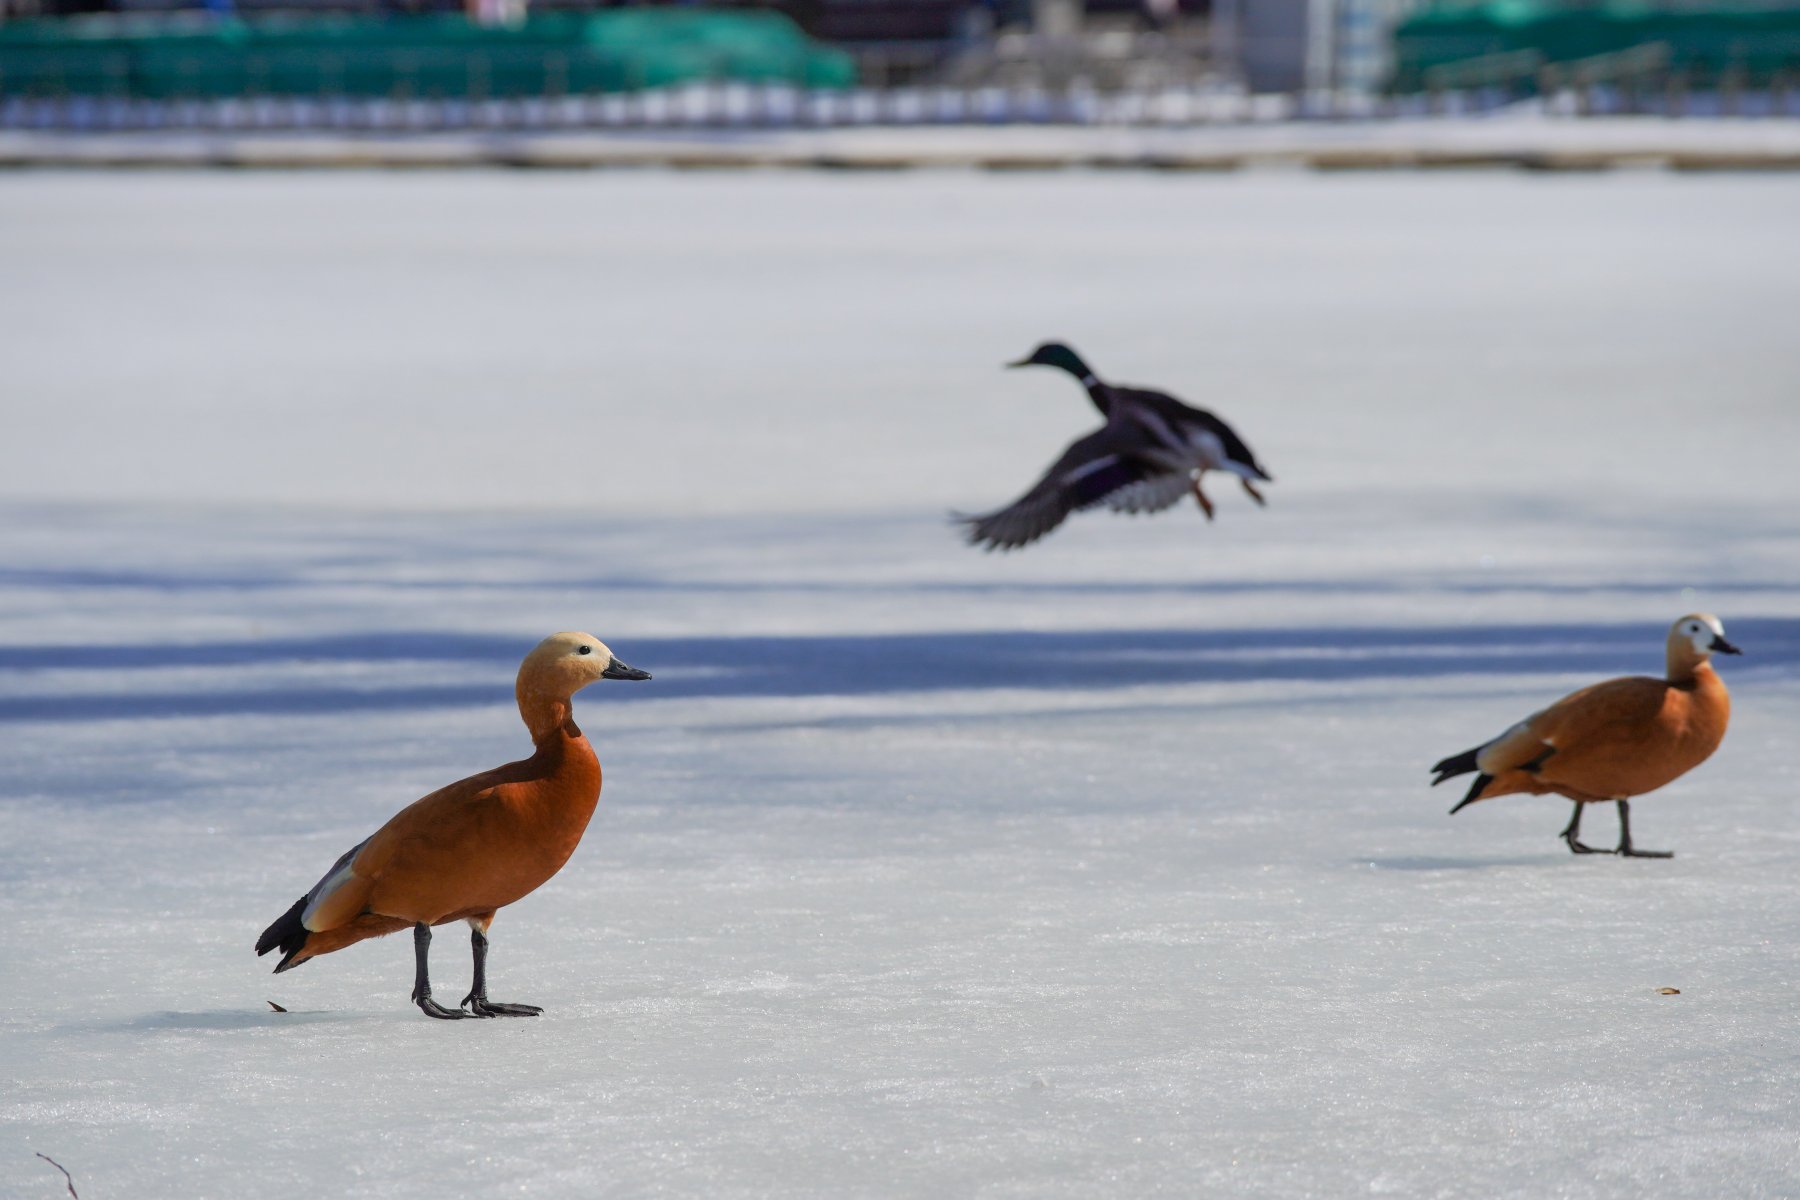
top-left (3, 0), bottom-right (1799, 132)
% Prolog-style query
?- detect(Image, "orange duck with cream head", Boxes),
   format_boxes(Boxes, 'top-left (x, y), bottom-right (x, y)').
top-left (1431, 614), bottom-right (1739, 858)
top-left (256, 632), bottom-right (649, 1019)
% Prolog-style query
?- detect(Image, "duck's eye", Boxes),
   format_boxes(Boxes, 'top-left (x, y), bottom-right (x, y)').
top-left (578, 645), bottom-right (592, 656)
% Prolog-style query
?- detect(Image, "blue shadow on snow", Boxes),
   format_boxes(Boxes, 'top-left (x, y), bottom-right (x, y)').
top-left (0, 617), bottom-right (1793, 724)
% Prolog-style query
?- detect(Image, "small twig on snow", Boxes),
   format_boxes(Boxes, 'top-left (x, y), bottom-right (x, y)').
top-left (36, 1153), bottom-right (79, 1199)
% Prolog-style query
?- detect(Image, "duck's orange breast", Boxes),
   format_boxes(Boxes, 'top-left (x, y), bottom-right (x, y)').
top-left (355, 731), bottom-right (603, 926)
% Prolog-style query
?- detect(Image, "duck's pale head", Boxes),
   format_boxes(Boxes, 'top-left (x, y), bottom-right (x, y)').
top-left (1008, 341), bottom-right (1092, 379)
top-left (1669, 612), bottom-right (1740, 672)
top-left (518, 631), bottom-right (651, 701)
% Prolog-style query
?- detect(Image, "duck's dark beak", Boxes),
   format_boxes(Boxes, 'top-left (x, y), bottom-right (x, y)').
top-left (1006, 355), bottom-right (1037, 369)
top-left (1709, 636), bottom-right (1742, 656)
top-left (602, 658), bottom-right (652, 680)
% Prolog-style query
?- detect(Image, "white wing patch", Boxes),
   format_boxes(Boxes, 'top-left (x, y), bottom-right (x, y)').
top-left (1104, 472), bottom-right (1193, 515)
top-left (1060, 454), bottom-right (1121, 485)
top-left (300, 839), bottom-right (369, 932)
top-left (1187, 430), bottom-right (1228, 470)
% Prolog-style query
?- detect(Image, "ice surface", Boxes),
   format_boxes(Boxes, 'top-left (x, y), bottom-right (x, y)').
top-left (2, 171), bottom-right (1799, 1199)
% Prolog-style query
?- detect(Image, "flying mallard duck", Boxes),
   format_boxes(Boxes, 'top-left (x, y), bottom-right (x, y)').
top-left (955, 342), bottom-right (1273, 552)
top-left (1431, 614), bottom-right (1740, 858)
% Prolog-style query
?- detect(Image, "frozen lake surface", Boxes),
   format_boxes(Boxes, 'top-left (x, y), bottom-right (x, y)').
top-left (2, 172), bottom-right (1799, 1198)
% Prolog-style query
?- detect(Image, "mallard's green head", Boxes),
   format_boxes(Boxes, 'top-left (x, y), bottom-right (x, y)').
top-left (1007, 342), bottom-right (1093, 379)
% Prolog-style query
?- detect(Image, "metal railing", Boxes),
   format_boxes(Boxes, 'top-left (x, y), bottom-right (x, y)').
top-left (3, 43), bottom-right (1798, 130)
top-left (0, 81), bottom-right (1295, 131)
top-left (1422, 49), bottom-right (1544, 93)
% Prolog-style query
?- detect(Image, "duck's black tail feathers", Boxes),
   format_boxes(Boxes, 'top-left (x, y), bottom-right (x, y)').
top-left (256, 895), bottom-right (311, 973)
top-left (1430, 746), bottom-right (1481, 787)
top-left (1448, 775), bottom-right (1495, 815)
top-left (1432, 745), bottom-right (1496, 814)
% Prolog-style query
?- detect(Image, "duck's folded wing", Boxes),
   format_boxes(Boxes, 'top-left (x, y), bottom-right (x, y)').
top-left (956, 428), bottom-right (1157, 551)
top-left (1530, 678), bottom-right (1668, 750)
top-left (298, 836), bottom-right (375, 932)
top-left (1473, 718), bottom-right (1556, 777)
top-left (1117, 386), bottom-right (1272, 481)
top-left (1474, 678), bottom-right (1665, 775)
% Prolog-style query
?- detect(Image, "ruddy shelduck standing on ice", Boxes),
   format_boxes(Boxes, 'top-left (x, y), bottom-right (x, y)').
top-left (256, 632), bottom-right (650, 1018)
top-left (1430, 614), bottom-right (1740, 858)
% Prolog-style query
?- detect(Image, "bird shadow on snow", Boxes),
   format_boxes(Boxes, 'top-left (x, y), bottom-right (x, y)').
top-left (1359, 855), bottom-right (1557, 872)
top-left (6, 564), bottom-right (1800, 602)
top-left (0, 616), bottom-right (1794, 724)
top-left (56, 1009), bottom-right (360, 1036)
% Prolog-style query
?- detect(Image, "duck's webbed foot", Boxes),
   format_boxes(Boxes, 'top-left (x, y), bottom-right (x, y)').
top-left (1560, 801), bottom-right (1611, 855)
top-left (459, 926), bottom-right (543, 1018)
top-left (1240, 478), bottom-right (1266, 507)
top-left (462, 995), bottom-right (544, 1018)
top-left (415, 992), bottom-right (471, 1020)
top-left (1615, 799), bottom-right (1673, 859)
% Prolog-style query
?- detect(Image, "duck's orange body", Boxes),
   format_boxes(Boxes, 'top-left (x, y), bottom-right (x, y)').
top-left (1432, 614), bottom-right (1739, 858)
top-left (257, 632), bottom-right (649, 1018)
top-left (1468, 668), bottom-right (1730, 805)
top-left (288, 725), bottom-right (603, 964)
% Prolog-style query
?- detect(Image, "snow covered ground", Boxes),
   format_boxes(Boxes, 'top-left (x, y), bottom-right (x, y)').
top-left (2, 171), bottom-right (1799, 1198)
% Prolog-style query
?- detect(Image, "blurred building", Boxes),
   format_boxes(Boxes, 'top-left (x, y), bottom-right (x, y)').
top-left (5, 0), bottom-right (1794, 100)
top-left (0, 0), bottom-right (1225, 91)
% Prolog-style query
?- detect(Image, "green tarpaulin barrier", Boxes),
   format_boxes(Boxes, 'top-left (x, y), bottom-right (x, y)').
top-left (0, 8), bottom-right (856, 99)
top-left (1390, 3), bottom-right (1800, 91)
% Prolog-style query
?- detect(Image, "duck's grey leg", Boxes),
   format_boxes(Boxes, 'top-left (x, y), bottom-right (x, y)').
top-left (1560, 801), bottom-right (1608, 855)
top-left (411, 923), bottom-right (468, 1019)
top-left (1191, 474), bottom-right (1215, 521)
top-left (1615, 799), bottom-right (1673, 859)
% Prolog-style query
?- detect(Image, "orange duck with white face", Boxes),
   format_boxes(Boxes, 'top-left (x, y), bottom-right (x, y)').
top-left (1431, 614), bottom-right (1740, 858)
top-left (255, 632), bottom-right (650, 1019)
